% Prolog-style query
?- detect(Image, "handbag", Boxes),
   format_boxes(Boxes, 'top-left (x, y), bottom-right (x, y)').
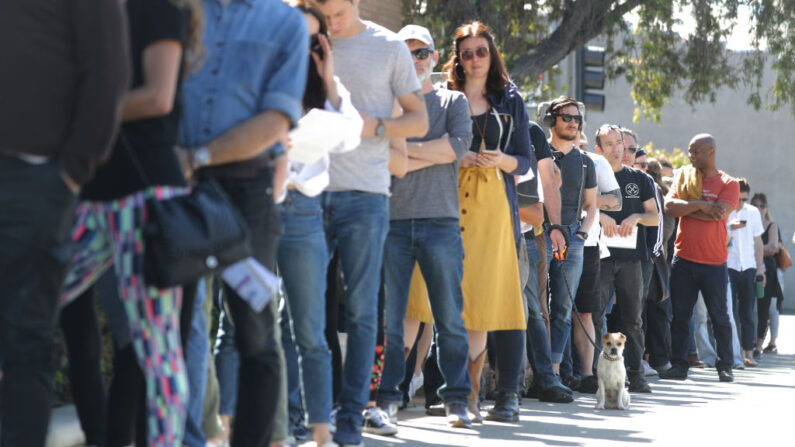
top-left (647, 251), bottom-right (671, 303)
top-left (122, 135), bottom-right (252, 288)
top-left (776, 243), bottom-right (792, 270)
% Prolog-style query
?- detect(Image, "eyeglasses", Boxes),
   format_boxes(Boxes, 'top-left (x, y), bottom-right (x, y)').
top-left (460, 46), bottom-right (489, 61)
top-left (757, 203), bottom-right (767, 208)
top-left (556, 113), bottom-right (582, 124)
top-left (739, 198), bottom-right (748, 203)
top-left (410, 48), bottom-right (433, 60)
top-left (634, 162), bottom-right (649, 168)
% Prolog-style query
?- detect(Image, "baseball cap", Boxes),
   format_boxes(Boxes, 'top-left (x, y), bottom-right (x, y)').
top-left (635, 148), bottom-right (647, 158)
top-left (397, 24), bottom-right (435, 50)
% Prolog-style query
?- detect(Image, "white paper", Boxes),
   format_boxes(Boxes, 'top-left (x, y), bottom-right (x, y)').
top-left (602, 226), bottom-right (638, 250)
top-left (287, 109), bottom-right (351, 164)
top-left (221, 257), bottom-right (280, 313)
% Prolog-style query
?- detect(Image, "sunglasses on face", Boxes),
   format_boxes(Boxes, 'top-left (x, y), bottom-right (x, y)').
top-left (756, 203), bottom-right (767, 208)
top-left (739, 198), bottom-right (748, 203)
top-left (410, 48), bottom-right (433, 60)
top-left (634, 162), bottom-right (648, 168)
top-left (556, 113), bottom-right (582, 124)
top-left (460, 46), bottom-right (489, 61)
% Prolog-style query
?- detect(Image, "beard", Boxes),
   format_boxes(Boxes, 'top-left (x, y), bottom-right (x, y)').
top-left (556, 128), bottom-right (578, 142)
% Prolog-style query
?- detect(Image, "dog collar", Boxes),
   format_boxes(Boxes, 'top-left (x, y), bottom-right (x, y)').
top-left (601, 352), bottom-right (621, 362)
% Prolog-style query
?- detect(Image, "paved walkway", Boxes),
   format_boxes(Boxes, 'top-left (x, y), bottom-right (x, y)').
top-left (44, 316), bottom-right (795, 446)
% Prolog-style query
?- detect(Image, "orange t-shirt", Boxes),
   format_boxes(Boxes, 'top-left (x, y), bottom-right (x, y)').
top-left (672, 171), bottom-right (739, 265)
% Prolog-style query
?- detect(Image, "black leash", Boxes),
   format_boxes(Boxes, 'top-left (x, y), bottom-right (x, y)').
top-left (553, 255), bottom-right (602, 355)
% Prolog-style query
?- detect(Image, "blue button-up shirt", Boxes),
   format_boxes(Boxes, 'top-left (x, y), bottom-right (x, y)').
top-left (179, 0), bottom-right (308, 159)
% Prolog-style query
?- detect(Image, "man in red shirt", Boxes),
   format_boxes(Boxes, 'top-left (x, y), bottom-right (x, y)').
top-left (660, 134), bottom-right (739, 382)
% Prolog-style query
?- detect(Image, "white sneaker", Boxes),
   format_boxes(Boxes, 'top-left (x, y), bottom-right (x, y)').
top-left (407, 372), bottom-right (424, 400)
top-left (642, 360), bottom-right (657, 377)
top-left (376, 401), bottom-right (399, 424)
top-left (362, 406), bottom-right (398, 436)
top-left (329, 407), bottom-right (338, 434)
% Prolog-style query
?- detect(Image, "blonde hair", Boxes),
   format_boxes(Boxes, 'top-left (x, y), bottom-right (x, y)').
top-left (169, 0), bottom-right (205, 73)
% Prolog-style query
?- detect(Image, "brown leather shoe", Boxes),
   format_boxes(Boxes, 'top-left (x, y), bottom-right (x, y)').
top-left (688, 354), bottom-right (706, 368)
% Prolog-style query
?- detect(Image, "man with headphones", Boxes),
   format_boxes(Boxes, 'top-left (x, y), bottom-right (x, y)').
top-left (541, 96), bottom-right (598, 377)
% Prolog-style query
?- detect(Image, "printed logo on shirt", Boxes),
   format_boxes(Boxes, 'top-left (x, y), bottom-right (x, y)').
top-left (625, 183), bottom-right (640, 198)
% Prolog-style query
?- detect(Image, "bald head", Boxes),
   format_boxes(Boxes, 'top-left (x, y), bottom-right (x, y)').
top-left (688, 133), bottom-right (716, 171)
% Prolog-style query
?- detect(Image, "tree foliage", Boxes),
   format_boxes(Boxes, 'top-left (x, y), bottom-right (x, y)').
top-left (402, 0), bottom-right (794, 121)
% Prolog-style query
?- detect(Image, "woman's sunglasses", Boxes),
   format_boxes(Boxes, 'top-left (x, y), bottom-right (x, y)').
top-left (460, 46), bottom-right (489, 61)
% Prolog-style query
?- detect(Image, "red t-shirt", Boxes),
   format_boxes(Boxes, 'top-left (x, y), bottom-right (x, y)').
top-left (672, 171), bottom-right (739, 265)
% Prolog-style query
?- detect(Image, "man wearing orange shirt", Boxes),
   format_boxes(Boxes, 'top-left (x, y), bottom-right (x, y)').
top-left (659, 134), bottom-right (739, 383)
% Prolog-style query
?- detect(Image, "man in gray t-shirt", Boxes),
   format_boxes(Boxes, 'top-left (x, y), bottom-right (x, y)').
top-left (375, 24), bottom-right (474, 429)
top-left (316, 1), bottom-right (429, 444)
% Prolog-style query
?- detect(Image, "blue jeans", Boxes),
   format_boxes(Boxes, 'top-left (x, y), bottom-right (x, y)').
top-left (670, 257), bottom-right (733, 371)
top-left (214, 296), bottom-right (239, 416)
top-left (321, 191), bottom-right (389, 428)
top-left (278, 191), bottom-right (332, 424)
top-left (545, 222), bottom-right (585, 364)
top-left (523, 234), bottom-right (563, 390)
top-left (377, 218), bottom-right (470, 405)
top-left (729, 268), bottom-right (757, 351)
top-left (184, 280), bottom-right (209, 447)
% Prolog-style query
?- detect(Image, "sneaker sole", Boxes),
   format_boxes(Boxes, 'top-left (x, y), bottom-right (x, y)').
top-left (484, 413), bottom-right (519, 423)
top-left (363, 426), bottom-right (398, 436)
top-left (449, 418), bottom-right (473, 429)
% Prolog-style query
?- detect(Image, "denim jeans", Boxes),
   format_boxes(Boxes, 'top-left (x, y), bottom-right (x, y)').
top-left (212, 167), bottom-right (282, 446)
top-left (321, 190), bottom-right (389, 428)
top-left (596, 258), bottom-right (646, 377)
top-left (523, 235), bottom-right (562, 390)
top-left (729, 268), bottom-right (757, 351)
top-left (184, 279), bottom-right (209, 447)
top-left (214, 295), bottom-right (239, 416)
top-left (545, 222), bottom-right (585, 364)
top-left (278, 191), bottom-right (333, 424)
top-left (377, 218), bottom-right (470, 405)
top-left (0, 156), bottom-right (76, 447)
top-left (669, 257), bottom-right (733, 372)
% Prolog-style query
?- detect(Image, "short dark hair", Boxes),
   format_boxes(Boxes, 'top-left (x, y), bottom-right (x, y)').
top-left (737, 177), bottom-right (751, 193)
top-left (548, 96), bottom-right (580, 117)
top-left (594, 124), bottom-right (622, 149)
top-left (619, 127), bottom-right (638, 144)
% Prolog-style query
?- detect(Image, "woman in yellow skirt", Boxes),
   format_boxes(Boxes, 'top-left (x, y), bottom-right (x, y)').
top-left (406, 21), bottom-right (534, 423)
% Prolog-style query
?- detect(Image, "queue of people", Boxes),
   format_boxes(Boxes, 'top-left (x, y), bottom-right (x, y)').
top-left (0, 1), bottom-right (787, 447)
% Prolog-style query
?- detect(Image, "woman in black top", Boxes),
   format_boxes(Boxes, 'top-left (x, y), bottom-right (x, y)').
top-left (58, 1), bottom-right (204, 446)
top-left (751, 193), bottom-right (784, 355)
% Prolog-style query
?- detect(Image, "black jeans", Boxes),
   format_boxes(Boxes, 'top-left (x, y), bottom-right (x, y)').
top-left (595, 258), bottom-right (646, 377)
top-left (213, 167), bottom-right (282, 447)
top-left (491, 330), bottom-right (525, 393)
top-left (641, 259), bottom-right (672, 368)
top-left (0, 156), bottom-right (76, 447)
top-left (670, 257), bottom-right (733, 371)
top-left (728, 268), bottom-right (757, 351)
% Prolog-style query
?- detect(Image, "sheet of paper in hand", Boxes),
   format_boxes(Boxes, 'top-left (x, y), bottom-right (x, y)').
top-left (288, 108), bottom-right (351, 164)
top-left (221, 257), bottom-right (280, 313)
top-left (602, 226), bottom-right (638, 250)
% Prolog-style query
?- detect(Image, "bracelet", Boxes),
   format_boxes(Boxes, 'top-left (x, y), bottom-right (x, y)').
top-left (547, 224), bottom-right (566, 235)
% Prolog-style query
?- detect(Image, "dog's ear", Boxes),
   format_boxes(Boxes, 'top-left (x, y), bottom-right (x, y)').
top-left (617, 332), bottom-right (626, 342)
top-left (602, 333), bottom-right (610, 342)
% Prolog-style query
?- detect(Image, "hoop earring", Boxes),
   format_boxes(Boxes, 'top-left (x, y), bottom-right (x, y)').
top-left (454, 62), bottom-right (464, 81)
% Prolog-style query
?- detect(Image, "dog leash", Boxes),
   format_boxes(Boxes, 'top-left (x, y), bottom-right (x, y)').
top-left (552, 249), bottom-right (602, 355)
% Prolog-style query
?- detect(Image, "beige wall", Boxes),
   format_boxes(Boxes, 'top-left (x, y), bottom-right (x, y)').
top-left (358, 0), bottom-right (402, 32)
top-left (584, 64), bottom-right (795, 312)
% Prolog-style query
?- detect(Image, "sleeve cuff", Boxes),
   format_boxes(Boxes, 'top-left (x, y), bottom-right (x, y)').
top-left (259, 92), bottom-right (303, 129)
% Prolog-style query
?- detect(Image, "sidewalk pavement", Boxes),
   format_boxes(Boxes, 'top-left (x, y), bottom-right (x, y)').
top-left (45, 315), bottom-right (795, 446)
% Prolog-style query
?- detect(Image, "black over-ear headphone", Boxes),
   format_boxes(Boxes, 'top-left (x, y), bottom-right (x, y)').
top-left (543, 102), bottom-right (583, 131)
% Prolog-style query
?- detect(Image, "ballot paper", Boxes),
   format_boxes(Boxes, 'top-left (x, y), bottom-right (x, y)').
top-left (602, 226), bottom-right (638, 250)
top-left (222, 257), bottom-right (280, 313)
top-left (287, 108), bottom-right (350, 164)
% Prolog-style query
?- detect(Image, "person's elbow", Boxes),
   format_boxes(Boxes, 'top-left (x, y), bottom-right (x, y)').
top-left (411, 109), bottom-right (429, 138)
top-left (151, 94), bottom-right (175, 116)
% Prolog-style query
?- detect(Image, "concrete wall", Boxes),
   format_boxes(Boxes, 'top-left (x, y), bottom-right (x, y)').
top-left (584, 62), bottom-right (795, 312)
top-left (359, 0), bottom-right (403, 32)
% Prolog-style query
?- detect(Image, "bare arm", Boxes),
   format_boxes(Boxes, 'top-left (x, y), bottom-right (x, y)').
top-left (579, 187), bottom-right (598, 235)
top-left (664, 196), bottom-right (711, 218)
top-left (539, 158), bottom-right (562, 225)
top-left (122, 41), bottom-right (182, 121)
top-left (599, 188), bottom-right (623, 211)
top-left (407, 137), bottom-right (457, 164)
top-left (407, 158), bottom-right (435, 173)
top-left (763, 223), bottom-right (779, 256)
top-left (202, 110), bottom-right (290, 166)
top-left (617, 196), bottom-right (659, 237)
top-left (755, 235), bottom-right (766, 277)
top-left (362, 90), bottom-right (428, 138)
top-left (519, 203), bottom-right (545, 228)
top-left (389, 137), bottom-right (408, 178)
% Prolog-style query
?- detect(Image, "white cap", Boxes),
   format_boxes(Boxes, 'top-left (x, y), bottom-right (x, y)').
top-left (397, 24), bottom-right (435, 50)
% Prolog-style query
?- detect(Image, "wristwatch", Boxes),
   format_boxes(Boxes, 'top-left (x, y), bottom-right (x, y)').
top-left (576, 231), bottom-right (589, 241)
top-left (194, 146), bottom-right (212, 168)
top-left (375, 118), bottom-right (386, 137)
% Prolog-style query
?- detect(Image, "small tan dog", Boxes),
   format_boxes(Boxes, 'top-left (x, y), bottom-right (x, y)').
top-left (595, 332), bottom-right (630, 410)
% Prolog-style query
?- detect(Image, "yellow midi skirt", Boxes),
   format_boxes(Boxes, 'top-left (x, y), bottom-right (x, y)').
top-left (405, 166), bottom-right (526, 331)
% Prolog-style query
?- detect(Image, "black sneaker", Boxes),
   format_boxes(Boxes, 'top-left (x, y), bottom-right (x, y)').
top-left (578, 375), bottom-right (599, 394)
top-left (539, 385), bottom-right (574, 403)
top-left (425, 403), bottom-right (446, 417)
top-left (485, 391), bottom-right (520, 422)
top-left (659, 366), bottom-right (688, 380)
top-left (628, 375), bottom-right (652, 393)
top-left (718, 369), bottom-right (734, 383)
top-left (445, 402), bottom-right (473, 428)
top-left (560, 374), bottom-right (581, 391)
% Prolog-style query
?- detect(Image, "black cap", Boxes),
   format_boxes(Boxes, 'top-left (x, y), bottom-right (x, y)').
top-left (635, 148), bottom-right (647, 158)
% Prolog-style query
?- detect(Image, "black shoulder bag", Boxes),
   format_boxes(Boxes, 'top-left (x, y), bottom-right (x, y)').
top-left (122, 136), bottom-right (252, 288)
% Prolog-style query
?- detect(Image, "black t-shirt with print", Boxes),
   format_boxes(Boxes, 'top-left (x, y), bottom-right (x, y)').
top-left (82, 0), bottom-right (190, 201)
top-left (544, 147), bottom-right (597, 225)
top-left (604, 166), bottom-right (657, 262)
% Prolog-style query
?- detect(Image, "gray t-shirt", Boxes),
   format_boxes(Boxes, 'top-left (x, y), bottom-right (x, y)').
top-left (545, 146), bottom-right (597, 225)
top-left (327, 21), bottom-right (421, 195)
top-left (389, 88), bottom-right (472, 220)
